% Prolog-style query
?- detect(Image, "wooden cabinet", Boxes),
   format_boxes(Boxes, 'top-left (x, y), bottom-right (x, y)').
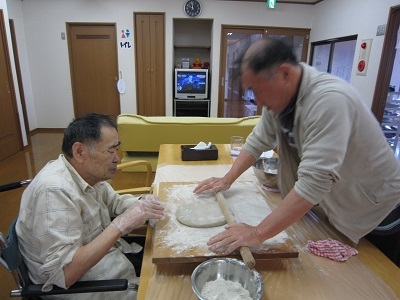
top-left (135, 13), bottom-right (165, 116)
top-left (174, 99), bottom-right (210, 117)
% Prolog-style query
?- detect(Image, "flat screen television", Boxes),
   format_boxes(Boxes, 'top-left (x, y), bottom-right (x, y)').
top-left (174, 68), bottom-right (209, 100)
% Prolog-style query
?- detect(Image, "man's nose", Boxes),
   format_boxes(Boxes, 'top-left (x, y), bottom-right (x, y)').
top-left (113, 151), bottom-right (120, 163)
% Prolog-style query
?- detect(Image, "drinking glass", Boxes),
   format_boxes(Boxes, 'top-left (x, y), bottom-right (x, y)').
top-left (230, 136), bottom-right (244, 156)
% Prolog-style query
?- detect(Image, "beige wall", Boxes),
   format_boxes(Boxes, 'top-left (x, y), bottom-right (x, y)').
top-left (2, 0), bottom-right (399, 145)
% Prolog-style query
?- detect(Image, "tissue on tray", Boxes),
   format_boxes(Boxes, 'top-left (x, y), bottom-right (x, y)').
top-left (181, 144), bottom-right (218, 161)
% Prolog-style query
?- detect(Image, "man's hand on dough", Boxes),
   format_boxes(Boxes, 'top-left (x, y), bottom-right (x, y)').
top-left (193, 177), bottom-right (231, 194)
top-left (206, 223), bottom-right (263, 254)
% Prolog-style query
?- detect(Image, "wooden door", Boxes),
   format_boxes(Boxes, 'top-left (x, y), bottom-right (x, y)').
top-left (371, 5), bottom-right (400, 157)
top-left (67, 23), bottom-right (120, 119)
top-left (372, 5), bottom-right (400, 123)
top-left (135, 13), bottom-right (165, 116)
top-left (0, 10), bottom-right (22, 161)
top-left (9, 19), bottom-right (29, 135)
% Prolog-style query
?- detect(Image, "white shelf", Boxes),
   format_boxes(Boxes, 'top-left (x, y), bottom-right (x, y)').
top-left (173, 18), bottom-right (212, 69)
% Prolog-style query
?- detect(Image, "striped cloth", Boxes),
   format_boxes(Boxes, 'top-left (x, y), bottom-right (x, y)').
top-left (307, 238), bottom-right (358, 262)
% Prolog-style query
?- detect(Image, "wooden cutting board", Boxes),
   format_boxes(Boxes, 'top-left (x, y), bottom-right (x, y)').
top-left (152, 181), bottom-right (298, 264)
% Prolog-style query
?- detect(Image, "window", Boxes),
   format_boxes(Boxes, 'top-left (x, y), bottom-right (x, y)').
top-left (310, 35), bottom-right (357, 83)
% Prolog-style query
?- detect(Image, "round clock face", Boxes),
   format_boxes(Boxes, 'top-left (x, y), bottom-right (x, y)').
top-left (184, 0), bottom-right (202, 18)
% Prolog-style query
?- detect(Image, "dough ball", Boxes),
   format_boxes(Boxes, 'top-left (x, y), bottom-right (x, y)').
top-left (176, 201), bottom-right (226, 228)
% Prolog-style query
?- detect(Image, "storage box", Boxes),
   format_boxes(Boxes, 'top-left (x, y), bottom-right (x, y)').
top-left (181, 145), bottom-right (218, 161)
top-left (182, 58), bottom-right (190, 69)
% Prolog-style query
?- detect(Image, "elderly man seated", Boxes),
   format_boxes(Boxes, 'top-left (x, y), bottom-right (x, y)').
top-left (16, 113), bottom-right (165, 300)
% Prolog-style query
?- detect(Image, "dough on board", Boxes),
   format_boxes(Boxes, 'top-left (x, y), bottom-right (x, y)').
top-left (176, 201), bottom-right (227, 228)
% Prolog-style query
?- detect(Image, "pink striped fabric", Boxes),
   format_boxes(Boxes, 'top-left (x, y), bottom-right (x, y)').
top-left (307, 238), bottom-right (358, 262)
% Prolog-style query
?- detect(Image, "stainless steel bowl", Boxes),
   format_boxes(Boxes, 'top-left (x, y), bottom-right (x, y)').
top-left (252, 157), bottom-right (279, 189)
top-left (191, 258), bottom-right (264, 300)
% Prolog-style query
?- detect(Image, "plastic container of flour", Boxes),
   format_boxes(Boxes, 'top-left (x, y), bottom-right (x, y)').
top-left (191, 258), bottom-right (264, 300)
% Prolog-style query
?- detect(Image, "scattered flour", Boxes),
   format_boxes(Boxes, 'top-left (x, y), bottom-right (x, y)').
top-left (156, 185), bottom-right (222, 255)
top-left (156, 181), bottom-right (289, 255)
top-left (201, 279), bottom-right (252, 300)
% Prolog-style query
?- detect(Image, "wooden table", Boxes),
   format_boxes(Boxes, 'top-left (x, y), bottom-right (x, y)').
top-left (138, 144), bottom-right (400, 300)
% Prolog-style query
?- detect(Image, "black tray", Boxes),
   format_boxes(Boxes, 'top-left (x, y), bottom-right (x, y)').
top-left (181, 145), bottom-right (218, 161)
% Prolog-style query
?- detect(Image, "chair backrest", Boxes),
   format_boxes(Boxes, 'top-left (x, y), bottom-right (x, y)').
top-left (112, 160), bottom-right (153, 195)
top-left (0, 217), bottom-right (32, 289)
top-left (0, 180), bottom-right (33, 293)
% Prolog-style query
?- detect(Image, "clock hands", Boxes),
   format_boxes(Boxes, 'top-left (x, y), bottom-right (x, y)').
top-left (184, 0), bottom-right (201, 17)
top-left (187, 0), bottom-right (194, 10)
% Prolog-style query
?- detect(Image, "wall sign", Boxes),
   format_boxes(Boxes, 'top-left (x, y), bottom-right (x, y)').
top-left (119, 28), bottom-right (132, 50)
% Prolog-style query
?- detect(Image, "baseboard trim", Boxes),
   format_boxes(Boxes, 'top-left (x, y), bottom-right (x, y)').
top-left (29, 128), bottom-right (65, 136)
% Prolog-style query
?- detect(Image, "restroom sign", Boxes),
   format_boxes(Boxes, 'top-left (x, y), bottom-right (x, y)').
top-left (119, 41), bottom-right (132, 49)
top-left (119, 28), bottom-right (132, 50)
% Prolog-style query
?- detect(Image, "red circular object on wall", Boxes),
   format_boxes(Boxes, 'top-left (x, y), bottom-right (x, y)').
top-left (358, 60), bottom-right (365, 72)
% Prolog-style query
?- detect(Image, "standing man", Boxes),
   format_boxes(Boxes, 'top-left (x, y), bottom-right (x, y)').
top-left (194, 39), bottom-right (400, 267)
top-left (17, 113), bottom-right (165, 299)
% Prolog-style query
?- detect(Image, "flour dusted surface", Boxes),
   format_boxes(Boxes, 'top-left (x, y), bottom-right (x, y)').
top-left (156, 185), bottom-right (223, 255)
top-left (155, 181), bottom-right (289, 255)
top-left (201, 279), bottom-right (252, 300)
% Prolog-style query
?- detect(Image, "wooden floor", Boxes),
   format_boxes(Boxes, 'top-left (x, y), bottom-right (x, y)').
top-left (0, 132), bottom-right (154, 299)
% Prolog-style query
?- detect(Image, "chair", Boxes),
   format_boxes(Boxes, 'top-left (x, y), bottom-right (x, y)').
top-left (113, 160), bottom-right (153, 195)
top-left (0, 179), bottom-right (32, 192)
top-left (112, 160), bottom-right (154, 237)
top-left (0, 181), bottom-right (137, 299)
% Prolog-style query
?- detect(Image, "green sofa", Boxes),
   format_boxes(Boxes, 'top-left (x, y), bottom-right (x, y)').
top-left (117, 114), bottom-right (260, 171)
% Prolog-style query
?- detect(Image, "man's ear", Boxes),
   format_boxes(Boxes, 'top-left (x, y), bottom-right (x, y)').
top-left (72, 142), bottom-right (86, 163)
top-left (279, 63), bottom-right (290, 80)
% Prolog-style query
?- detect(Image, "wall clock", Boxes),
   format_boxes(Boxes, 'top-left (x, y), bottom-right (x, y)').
top-left (184, 0), bottom-right (202, 18)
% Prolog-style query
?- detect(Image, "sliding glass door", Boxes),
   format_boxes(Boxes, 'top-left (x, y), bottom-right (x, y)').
top-left (218, 26), bottom-right (310, 117)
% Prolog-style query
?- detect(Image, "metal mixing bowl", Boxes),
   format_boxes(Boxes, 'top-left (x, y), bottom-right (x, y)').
top-left (252, 157), bottom-right (279, 189)
top-left (191, 258), bottom-right (264, 300)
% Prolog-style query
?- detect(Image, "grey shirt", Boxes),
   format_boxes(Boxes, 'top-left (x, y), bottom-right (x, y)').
top-left (16, 155), bottom-right (140, 299)
top-left (243, 63), bottom-right (400, 243)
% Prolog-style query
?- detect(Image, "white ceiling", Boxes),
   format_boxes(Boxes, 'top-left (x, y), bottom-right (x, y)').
top-left (223, 0), bottom-right (324, 5)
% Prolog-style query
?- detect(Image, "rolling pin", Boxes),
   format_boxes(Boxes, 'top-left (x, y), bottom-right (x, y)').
top-left (215, 191), bottom-right (256, 269)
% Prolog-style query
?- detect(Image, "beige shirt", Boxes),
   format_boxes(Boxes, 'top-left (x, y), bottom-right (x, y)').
top-left (16, 155), bottom-right (140, 299)
top-left (244, 63), bottom-right (400, 244)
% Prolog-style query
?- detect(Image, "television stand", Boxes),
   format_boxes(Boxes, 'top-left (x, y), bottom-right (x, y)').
top-left (173, 99), bottom-right (210, 117)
